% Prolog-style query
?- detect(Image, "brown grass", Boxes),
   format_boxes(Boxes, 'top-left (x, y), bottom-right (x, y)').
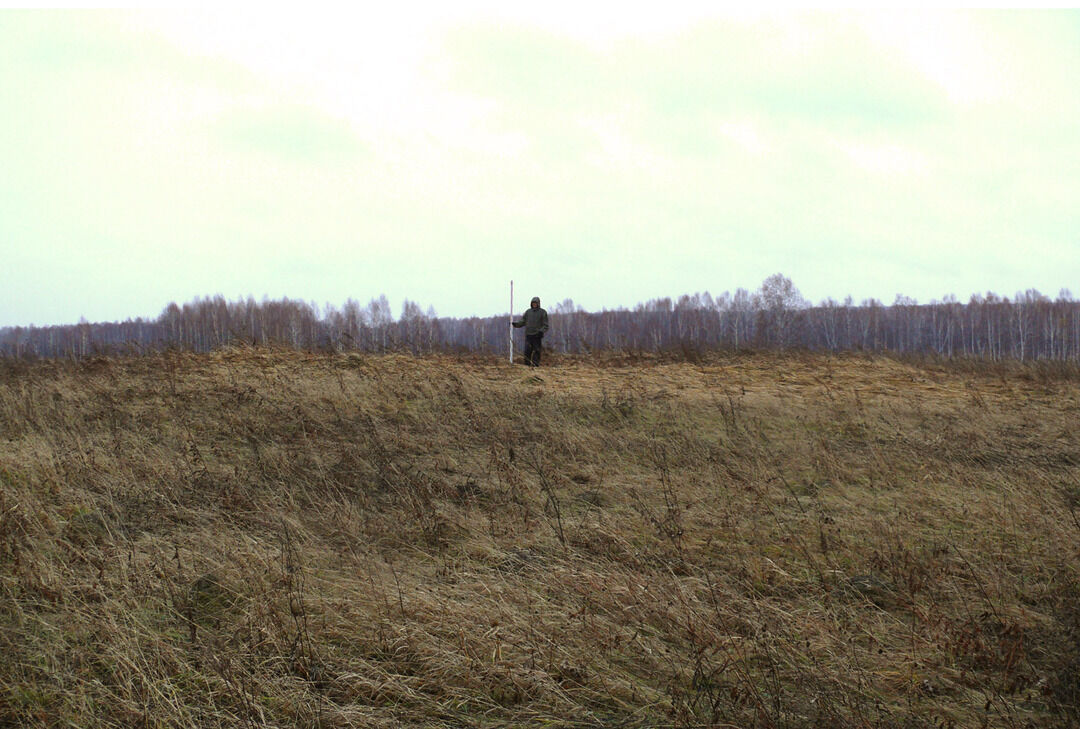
top-left (1, 348), bottom-right (1079, 727)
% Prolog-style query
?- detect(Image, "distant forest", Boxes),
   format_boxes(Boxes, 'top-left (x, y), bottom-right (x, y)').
top-left (3, 275), bottom-right (1079, 361)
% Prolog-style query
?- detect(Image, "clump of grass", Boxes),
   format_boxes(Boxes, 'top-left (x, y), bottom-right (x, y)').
top-left (0, 348), bottom-right (1078, 726)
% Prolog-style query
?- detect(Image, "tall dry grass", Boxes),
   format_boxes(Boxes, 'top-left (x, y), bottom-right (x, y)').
top-left (0, 348), bottom-right (1078, 727)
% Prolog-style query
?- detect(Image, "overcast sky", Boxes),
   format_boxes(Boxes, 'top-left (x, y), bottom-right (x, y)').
top-left (1, 6), bottom-right (1078, 327)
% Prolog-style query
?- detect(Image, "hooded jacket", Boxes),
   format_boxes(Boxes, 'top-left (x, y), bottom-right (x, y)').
top-left (513, 298), bottom-right (549, 336)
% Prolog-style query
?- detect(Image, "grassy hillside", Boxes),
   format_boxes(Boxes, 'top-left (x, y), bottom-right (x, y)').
top-left (1, 349), bottom-right (1079, 728)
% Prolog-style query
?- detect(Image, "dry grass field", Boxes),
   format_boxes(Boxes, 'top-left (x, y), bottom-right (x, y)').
top-left (1, 348), bottom-right (1079, 728)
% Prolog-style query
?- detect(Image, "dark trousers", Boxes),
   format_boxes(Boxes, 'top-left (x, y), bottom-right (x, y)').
top-left (524, 334), bottom-right (543, 366)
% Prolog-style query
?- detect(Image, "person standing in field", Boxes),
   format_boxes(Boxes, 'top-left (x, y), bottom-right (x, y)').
top-left (512, 296), bottom-right (549, 366)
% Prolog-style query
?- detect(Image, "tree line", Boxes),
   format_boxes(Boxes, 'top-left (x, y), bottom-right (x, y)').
top-left (3, 275), bottom-right (1079, 361)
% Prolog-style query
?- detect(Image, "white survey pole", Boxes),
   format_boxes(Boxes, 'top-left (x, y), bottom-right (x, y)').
top-left (509, 280), bottom-right (514, 365)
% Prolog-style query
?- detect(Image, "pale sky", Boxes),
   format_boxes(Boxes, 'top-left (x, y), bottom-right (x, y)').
top-left (1, 6), bottom-right (1078, 327)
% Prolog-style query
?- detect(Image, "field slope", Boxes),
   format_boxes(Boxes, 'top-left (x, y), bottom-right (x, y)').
top-left (1, 350), bottom-right (1079, 728)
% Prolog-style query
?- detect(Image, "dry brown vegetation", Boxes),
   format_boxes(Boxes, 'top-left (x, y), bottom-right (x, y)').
top-left (1, 348), bottom-right (1079, 728)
